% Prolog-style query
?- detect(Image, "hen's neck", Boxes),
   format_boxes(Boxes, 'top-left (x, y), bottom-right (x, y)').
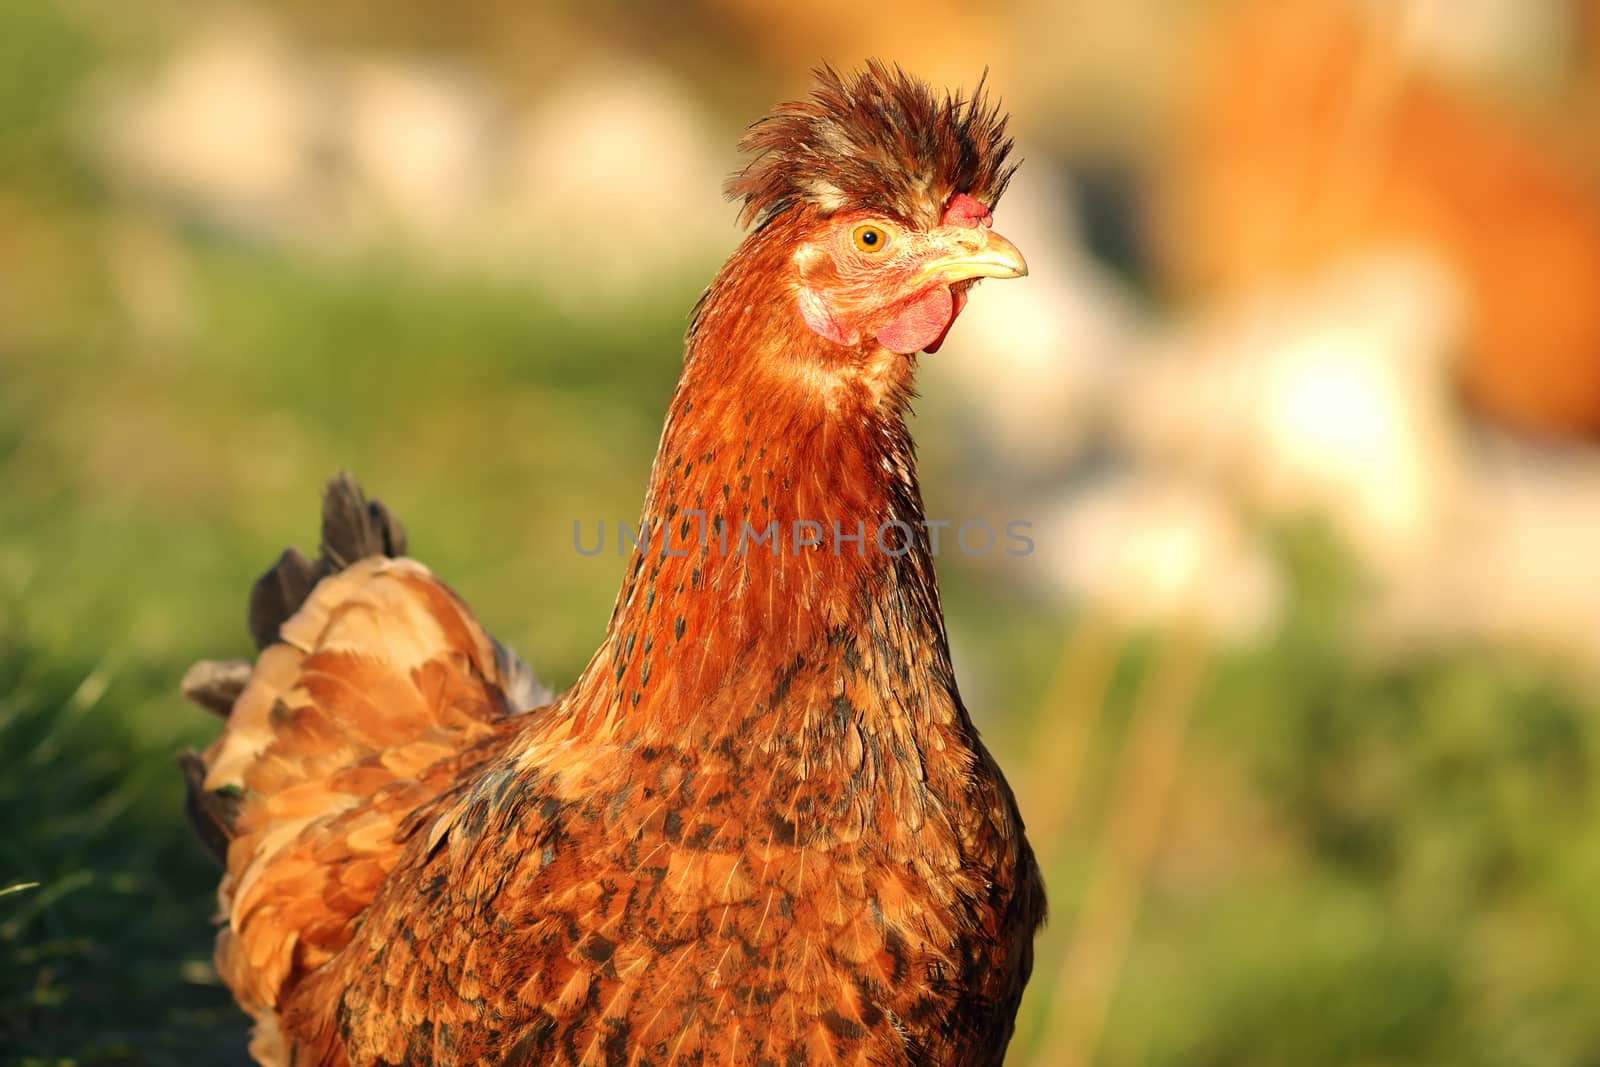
top-left (566, 227), bottom-right (957, 750)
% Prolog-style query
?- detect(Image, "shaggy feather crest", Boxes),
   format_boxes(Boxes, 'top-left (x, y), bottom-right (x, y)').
top-left (728, 61), bottom-right (1017, 230)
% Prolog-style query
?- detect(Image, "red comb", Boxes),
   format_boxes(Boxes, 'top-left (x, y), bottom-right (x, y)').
top-left (942, 193), bottom-right (993, 228)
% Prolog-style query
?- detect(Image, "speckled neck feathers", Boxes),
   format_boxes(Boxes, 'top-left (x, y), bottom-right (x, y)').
top-left (566, 224), bottom-right (953, 749)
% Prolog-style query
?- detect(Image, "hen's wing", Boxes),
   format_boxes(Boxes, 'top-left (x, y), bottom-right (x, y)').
top-left (180, 475), bottom-right (550, 1064)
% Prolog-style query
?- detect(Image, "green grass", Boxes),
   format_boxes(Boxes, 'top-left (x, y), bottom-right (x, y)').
top-left (1077, 536), bottom-right (1600, 1067)
top-left (0, 631), bottom-right (245, 1064)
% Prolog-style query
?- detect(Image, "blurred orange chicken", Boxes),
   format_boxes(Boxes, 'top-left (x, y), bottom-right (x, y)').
top-left (1164, 0), bottom-right (1600, 439)
top-left (179, 64), bottom-right (1044, 1065)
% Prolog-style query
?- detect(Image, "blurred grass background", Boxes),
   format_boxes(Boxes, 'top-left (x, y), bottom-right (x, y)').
top-left (6, 1), bottom-right (1600, 1064)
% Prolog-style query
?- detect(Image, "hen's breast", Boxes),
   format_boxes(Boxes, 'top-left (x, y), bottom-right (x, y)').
top-left (289, 728), bottom-right (1037, 1066)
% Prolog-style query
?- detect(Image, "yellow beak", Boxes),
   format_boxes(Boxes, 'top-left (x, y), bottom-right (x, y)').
top-left (913, 226), bottom-right (1029, 286)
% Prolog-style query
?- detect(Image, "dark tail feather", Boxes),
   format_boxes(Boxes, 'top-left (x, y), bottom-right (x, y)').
top-left (247, 548), bottom-right (317, 653)
top-left (247, 473), bottom-right (408, 651)
top-left (319, 472), bottom-right (408, 571)
top-left (179, 749), bottom-right (241, 867)
top-left (180, 658), bottom-right (252, 718)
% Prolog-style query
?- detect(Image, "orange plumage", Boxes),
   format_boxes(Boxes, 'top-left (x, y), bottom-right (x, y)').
top-left (181, 63), bottom-right (1043, 1065)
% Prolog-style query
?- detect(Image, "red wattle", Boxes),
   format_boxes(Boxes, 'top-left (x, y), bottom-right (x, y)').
top-left (877, 287), bottom-right (956, 355)
top-left (923, 286), bottom-right (969, 354)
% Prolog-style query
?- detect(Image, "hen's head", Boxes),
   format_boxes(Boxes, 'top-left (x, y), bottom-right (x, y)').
top-left (726, 61), bottom-right (1027, 357)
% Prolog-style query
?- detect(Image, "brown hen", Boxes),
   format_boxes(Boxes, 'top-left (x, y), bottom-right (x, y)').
top-left (181, 63), bottom-right (1044, 1066)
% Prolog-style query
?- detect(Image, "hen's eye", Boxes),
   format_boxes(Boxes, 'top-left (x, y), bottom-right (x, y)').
top-left (852, 224), bottom-right (889, 253)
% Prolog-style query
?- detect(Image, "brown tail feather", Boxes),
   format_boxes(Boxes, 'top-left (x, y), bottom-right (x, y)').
top-left (181, 475), bottom-right (414, 865)
top-left (178, 473), bottom-right (550, 1040)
